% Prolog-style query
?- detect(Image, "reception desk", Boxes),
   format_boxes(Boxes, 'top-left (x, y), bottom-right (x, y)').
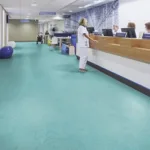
top-left (76, 36), bottom-right (150, 96)
top-left (90, 36), bottom-right (150, 63)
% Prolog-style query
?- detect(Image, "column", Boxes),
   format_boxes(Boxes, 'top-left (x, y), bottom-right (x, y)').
top-left (2, 9), bottom-right (6, 46)
top-left (0, 5), bottom-right (2, 48)
top-left (0, 5), bottom-right (8, 48)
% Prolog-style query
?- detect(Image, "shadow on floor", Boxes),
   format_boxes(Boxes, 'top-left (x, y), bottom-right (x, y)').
top-left (54, 64), bottom-right (97, 73)
top-left (54, 64), bottom-right (79, 73)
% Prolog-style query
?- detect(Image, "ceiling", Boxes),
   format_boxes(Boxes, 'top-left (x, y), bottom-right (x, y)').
top-left (0, 0), bottom-right (115, 21)
top-left (60, 0), bottom-right (114, 13)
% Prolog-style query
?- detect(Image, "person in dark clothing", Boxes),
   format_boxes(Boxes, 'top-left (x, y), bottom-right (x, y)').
top-left (45, 30), bottom-right (49, 35)
top-left (37, 34), bottom-right (43, 44)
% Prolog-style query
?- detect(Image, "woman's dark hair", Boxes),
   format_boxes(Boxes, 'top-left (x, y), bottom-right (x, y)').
top-left (145, 22), bottom-right (150, 30)
top-left (52, 27), bottom-right (56, 32)
top-left (128, 22), bottom-right (136, 28)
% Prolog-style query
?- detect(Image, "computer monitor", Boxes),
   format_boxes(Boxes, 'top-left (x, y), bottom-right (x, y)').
top-left (116, 32), bottom-right (127, 38)
top-left (102, 29), bottom-right (113, 36)
top-left (94, 32), bottom-right (102, 36)
top-left (142, 33), bottom-right (150, 39)
top-left (87, 27), bottom-right (95, 33)
top-left (121, 28), bottom-right (136, 38)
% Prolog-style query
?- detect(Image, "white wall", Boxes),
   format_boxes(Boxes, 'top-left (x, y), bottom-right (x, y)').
top-left (38, 24), bottom-right (44, 33)
top-left (44, 23), bottom-right (48, 33)
top-left (9, 20), bottom-right (38, 42)
top-left (0, 5), bottom-right (2, 48)
top-left (2, 9), bottom-right (6, 46)
top-left (119, 0), bottom-right (150, 35)
top-left (0, 5), bottom-right (7, 48)
top-left (6, 23), bottom-right (9, 43)
top-left (55, 20), bottom-right (64, 32)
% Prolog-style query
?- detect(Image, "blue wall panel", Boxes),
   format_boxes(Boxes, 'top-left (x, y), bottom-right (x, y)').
top-left (64, 0), bottom-right (119, 32)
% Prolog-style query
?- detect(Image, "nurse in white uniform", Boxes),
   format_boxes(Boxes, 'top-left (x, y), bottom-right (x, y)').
top-left (78, 18), bottom-right (97, 72)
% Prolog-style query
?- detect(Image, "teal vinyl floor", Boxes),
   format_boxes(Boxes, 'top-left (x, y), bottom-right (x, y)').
top-left (0, 42), bottom-right (150, 150)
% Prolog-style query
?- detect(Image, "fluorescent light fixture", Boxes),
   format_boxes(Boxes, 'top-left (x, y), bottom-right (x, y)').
top-left (69, 10), bottom-right (73, 12)
top-left (84, 4), bottom-right (92, 8)
top-left (31, 2), bottom-right (37, 7)
top-left (20, 19), bottom-right (30, 23)
top-left (94, 0), bottom-right (105, 4)
top-left (53, 15), bottom-right (63, 20)
top-left (31, 3), bottom-right (37, 6)
top-left (80, 0), bottom-right (105, 9)
top-left (79, 6), bottom-right (83, 9)
top-left (26, 15), bottom-right (30, 18)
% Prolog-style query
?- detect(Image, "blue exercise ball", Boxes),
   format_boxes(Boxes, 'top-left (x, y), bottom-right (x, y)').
top-left (0, 46), bottom-right (13, 59)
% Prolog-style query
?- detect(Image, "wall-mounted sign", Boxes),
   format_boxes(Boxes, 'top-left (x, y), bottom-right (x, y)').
top-left (63, 15), bottom-right (71, 19)
top-left (20, 19), bottom-right (30, 23)
top-left (39, 12), bottom-right (56, 16)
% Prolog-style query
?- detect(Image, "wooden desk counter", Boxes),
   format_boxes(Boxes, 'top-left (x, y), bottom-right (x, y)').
top-left (90, 36), bottom-right (150, 63)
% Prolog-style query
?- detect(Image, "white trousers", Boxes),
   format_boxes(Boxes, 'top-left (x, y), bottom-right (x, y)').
top-left (79, 47), bottom-right (88, 69)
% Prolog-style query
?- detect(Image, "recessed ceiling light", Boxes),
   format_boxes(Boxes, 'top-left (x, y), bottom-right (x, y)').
top-left (26, 16), bottom-right (30, 19)
top-left (84, 4), bottom-right (92, 8)
top-left (53, 15), bottom-right (63, 20)
top-left (31, 3), bottom-right (37, 6)
top-left (94, 0), bottom-right (105, 4)
top-left (79, 0), bottom-right (105, 9)
top-left (31, 1), bottom-right (37, 7)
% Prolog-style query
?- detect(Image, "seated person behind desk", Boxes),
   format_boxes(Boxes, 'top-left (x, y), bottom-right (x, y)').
top-left (113, 25), bottom-right (120, 35)
top-left (127, 22), bottom-right (137, 38)
top-left (139, 22), bottom-right (150, 38)
top-left (37, 34), bottom-right (43, 44)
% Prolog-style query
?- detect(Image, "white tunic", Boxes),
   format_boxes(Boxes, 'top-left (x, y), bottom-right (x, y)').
top-left (77, 25), bottom-right (89, 69)
top-left (78, 25), bottom-right (89, 48)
